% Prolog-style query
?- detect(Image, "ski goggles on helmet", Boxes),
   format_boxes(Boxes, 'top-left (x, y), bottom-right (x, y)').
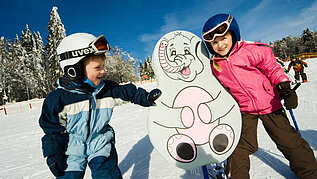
top-left (202, 14), bottom-right (233, 42)
top-left (59, 35), bottom-right (111, 61)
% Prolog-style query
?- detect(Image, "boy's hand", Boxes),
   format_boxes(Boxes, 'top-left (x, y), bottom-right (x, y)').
top-left (46, 155), bottom-right (67, 177)
top-left (277, 81), bottom-right (298, 110)
top-left (147, 89), bottom-right (162, 105)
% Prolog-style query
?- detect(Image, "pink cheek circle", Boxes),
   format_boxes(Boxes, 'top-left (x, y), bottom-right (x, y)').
top-left (181, 107), bottom-right (194, 127)
top-left (198, 103), bottom-right (211, 123)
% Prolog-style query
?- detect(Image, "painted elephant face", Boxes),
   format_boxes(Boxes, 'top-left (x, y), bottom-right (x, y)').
top-left (158, 32), bottom-right (204, 82)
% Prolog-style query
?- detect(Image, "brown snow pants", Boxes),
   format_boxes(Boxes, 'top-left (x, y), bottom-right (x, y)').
top-left (226, 108), bottom-right (317, 179)
top-left (294, 70), bottom-right (308, 82)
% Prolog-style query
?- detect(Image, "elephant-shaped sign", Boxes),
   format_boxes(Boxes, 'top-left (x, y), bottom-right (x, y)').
top-left (148, 31), bottom-right (242, 170)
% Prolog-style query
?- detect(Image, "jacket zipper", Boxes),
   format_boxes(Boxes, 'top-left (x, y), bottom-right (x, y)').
top-left (225, 57), bottom-right (259, 112)
top-left (87, 92), bottom-right (93, 140)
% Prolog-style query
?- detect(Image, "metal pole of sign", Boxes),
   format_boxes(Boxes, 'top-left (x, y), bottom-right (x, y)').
top-left (202, 165), bottom-right (209, 179)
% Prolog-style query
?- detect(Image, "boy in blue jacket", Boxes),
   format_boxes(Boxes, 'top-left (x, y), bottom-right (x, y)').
top-left (39, 33), bottom-right (161, 178)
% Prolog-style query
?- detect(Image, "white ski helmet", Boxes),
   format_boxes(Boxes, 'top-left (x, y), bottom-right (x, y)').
top-left (57, 33), bottom-right (110, 81)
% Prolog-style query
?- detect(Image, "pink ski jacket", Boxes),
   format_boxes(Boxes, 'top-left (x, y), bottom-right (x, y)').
top-left (211, 41), bottom-right (289, 114)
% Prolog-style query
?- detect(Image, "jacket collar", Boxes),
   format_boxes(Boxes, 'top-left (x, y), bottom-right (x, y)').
top-left (56, 75), bottom-right (103, 94)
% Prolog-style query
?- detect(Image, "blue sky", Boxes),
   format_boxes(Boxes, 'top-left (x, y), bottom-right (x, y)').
top-left (1, 0), bottom-right (317, 62)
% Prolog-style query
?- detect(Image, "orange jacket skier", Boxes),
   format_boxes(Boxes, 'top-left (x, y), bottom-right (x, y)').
top-left (287, 57), bottom-right (308, 83)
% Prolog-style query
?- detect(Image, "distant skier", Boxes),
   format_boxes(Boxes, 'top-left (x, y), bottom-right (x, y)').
top-left (287, 57), bottom-right (308, 83)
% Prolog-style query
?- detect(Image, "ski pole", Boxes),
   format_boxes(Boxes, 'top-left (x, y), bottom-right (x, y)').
top-left (289, 109), bottom-right (301, 136)
top-left (202, 165), bottom-right (209, 179)
top-left (306, 67), bottom-right (317, 79)
top-left (288, 83), bottom-right (301, 135)
top-left (292, 82), bottom-right (301, 91)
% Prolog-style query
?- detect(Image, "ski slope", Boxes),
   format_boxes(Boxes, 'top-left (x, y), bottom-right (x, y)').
top-left (0, 59), bottom-right (316, 179)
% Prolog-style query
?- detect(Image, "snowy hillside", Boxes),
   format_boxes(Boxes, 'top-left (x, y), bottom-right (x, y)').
top-left (0, 59), bottom-right (316, 179)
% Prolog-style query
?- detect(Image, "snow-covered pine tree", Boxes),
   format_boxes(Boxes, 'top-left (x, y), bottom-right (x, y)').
top-left (143, 58), bottom-right (148, 79)
top-left (273, 40), bottom-right (288, 59)
top-left (301, 28), bottom-right (316, 53)
top-left (8, 34), bottom-right (29, 102)
top-left (21, 25), bottom-right (34, 52)
top-left (45, 6), bottom-right (66, 90)
top-left (145, 56), bottom-right (154, 80)
top-left (33, 31), bottom-right (48, 98)
top-left (11, 35), bottom-right (24, 62)
top-left (126, 52), bottom-right (140, 82)
top-left (272, 29), bottom-right (316, 59)
top-left (138, 56), bottom-right (154, 81)
top-left (0, 37), bottom-right (11, 104)
top-left (139, 61), bottom-right (144, 80)
top-left (20, 24), bottom-right (37, 100)
top-left (284, 35), bottom-right (300, 58)
top-left (104, 46), bottom-right (136, 83)
top-left (314, 31), bottom-right (317, 51)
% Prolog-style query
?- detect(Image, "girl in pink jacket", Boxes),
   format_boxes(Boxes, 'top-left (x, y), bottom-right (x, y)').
top-left (202, 13), bottom-right (317, 179)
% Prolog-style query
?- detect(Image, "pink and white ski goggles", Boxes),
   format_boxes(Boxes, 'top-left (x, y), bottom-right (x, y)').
top-left (202, 15), bottom-right (233, 42)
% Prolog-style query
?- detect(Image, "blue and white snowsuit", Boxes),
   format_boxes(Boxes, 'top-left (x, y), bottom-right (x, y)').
top-left (39, 76), bottom-right (153, 178)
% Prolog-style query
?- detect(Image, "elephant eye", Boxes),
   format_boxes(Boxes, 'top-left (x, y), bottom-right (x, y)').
top-left (171, 50), bottom-right (176, 56)
top-left (184, 49), bottom-right (190, 55)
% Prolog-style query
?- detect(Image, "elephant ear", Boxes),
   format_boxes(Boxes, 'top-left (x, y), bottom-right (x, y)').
top-left (189, 35), bottom-right (199, 56)
top-left (197, 41), bottom-right (210, 59)
top-left (193, 37), bottom-right (209, 65)
top-left (188, 35), bottom-right (205, 76)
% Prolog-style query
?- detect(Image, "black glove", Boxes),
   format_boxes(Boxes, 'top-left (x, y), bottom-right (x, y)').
top-left (46, 155), bottom-right (67, 177)
top-left (147, 89), bottom-right (162, 105)
top-left (277, 81), bottom-right (298, 110)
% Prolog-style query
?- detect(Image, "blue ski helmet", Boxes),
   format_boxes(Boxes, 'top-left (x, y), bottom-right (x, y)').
top-left (202, 13), bottom-right (241, 55)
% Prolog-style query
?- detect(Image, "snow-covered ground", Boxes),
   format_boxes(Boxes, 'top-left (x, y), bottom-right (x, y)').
top-left (0, 59), bottom-right (316, 179)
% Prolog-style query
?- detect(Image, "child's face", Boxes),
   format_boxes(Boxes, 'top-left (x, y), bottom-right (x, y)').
top-left (84, 56), bottom-right (105, 86)
top-left (209, 32), bottom-right (233, 57)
